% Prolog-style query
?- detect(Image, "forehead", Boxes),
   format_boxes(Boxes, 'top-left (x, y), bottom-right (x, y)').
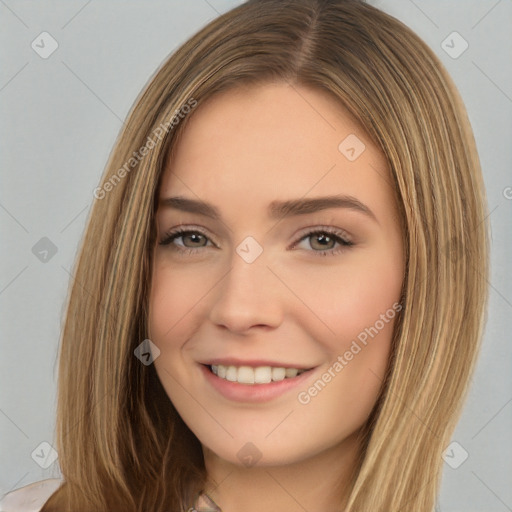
top-left (159, 82), bottom-right (397, 221)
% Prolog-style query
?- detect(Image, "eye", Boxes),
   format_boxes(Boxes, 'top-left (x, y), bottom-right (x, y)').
top-left (159, 227), bottom-right (214, 256)
top-left (159, 225), bottom-right (354, 257)
top-left (291, 227), bottom-right (354, 257)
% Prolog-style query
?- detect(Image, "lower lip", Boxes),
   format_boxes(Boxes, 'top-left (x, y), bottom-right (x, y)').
top-left (200, 364), bottom-right (315, 403)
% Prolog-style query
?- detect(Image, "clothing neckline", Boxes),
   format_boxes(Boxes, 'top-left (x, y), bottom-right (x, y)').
top-left (191, 491), bottom-right (222, 511)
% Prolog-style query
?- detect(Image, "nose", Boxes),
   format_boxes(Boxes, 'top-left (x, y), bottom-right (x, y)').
top-left (208, 246), bottom-right (285, 333)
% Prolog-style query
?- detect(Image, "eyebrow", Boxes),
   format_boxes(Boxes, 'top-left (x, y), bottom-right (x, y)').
top-left (159, 194), bottom-right (378, 223)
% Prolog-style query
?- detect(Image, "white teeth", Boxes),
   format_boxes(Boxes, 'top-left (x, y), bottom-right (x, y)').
top-left (254, 366), bottom-right (272, 384)
top-left (271, 367), bottom-right (286, 381)
top-left (210, 364), bottom-right (307, 384)
top-left (237, 366), bottom-right (255, 384)
top-left (225, 366), bottom-right (237, 382)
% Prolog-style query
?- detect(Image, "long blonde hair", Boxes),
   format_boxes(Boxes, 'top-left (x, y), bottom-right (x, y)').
top-left (42, 0), bottom-right (489, 510)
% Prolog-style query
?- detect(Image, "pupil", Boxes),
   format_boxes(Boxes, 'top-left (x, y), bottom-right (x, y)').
top-left (315, 234), bottom-right (332, 248)
top-left (188, 233), bottom-right (203, 246)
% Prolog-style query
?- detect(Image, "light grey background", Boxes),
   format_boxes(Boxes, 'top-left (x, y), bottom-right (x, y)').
top-left (1, 1), bottom-right (511, 510)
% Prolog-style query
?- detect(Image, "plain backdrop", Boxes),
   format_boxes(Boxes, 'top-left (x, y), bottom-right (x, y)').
top-left (1, 1), bottom-right (511, 511)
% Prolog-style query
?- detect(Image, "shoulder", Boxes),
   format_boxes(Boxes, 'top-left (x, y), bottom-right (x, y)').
top-left (0, 479), bottom-right (62, 512)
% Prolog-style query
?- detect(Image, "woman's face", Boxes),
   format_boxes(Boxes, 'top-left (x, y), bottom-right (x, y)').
top-left (149, 82), bottom-right (404, 468)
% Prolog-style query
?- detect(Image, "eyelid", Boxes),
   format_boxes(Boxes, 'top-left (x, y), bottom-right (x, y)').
top-left (159, 224), bottom-right (353, 242)
top-left (292, 224), bottom-right (353, 245)
top-left (159, 225), bottom-right (216, 247)
top-left (158, 224), bottom-right (354, 255)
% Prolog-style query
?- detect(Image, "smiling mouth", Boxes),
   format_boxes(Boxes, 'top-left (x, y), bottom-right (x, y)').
top-left (205, 364), bottom-right (312, 385)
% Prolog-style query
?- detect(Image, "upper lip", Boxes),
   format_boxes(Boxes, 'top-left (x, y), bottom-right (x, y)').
top-left (201, 358), bottom-right (314, 370)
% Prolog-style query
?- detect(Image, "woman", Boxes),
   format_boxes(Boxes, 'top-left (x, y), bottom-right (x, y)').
top-left (2, 0), bottom-right (489, 510)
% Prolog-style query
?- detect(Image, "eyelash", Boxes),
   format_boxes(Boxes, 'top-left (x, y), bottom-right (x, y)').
top-left (158, 225), bottom-right (354, 257)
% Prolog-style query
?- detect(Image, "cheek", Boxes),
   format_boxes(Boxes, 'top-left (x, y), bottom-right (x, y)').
top-left (148, 265), bottom-right (206, 406)
top-left (291, 282), bottom-right (399, 450)
top-left (292, 337), bottom-right (390, 456)
top-left (276, 246), bottom-right (403, 353)
top-left (148, 263), bottom-right (210, 345)
top-left (284, 247), bottom-right (402, 413)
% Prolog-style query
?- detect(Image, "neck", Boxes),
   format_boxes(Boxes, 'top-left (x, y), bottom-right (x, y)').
top-left (201, 430), bottom-right (362, 512)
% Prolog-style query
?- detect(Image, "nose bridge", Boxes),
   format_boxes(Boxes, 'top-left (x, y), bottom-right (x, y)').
top-left (209, 238), bottom-right (283, 331)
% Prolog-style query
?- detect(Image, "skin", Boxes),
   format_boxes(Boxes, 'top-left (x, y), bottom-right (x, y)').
top-left (148, 82), bottom-right (405, 512)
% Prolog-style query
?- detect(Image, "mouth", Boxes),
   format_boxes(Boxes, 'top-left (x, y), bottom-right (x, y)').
top-left (205, 363), bottom-right (312, 385)
top-left (200, 362), bottom-right (317, 403)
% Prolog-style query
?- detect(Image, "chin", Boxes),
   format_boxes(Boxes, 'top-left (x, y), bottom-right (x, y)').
top-left (200, 434), bottom-right (318, 469)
